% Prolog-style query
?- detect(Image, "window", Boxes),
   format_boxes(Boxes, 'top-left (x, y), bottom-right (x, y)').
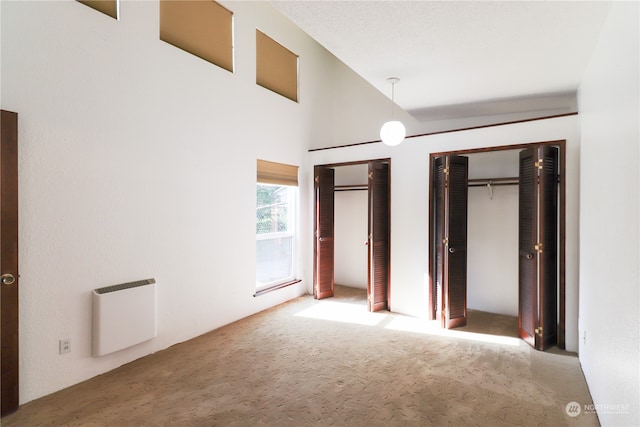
top-left (256, 30), bottom-right (299, 102)
top-left (256, 184), bottom-right (296, 288)
top-left (160, 0), bottom-right (234, 72)
top-left (256, 160), bottom-right (299, 293)
top-left (78, 0), bottom-right (119, 19)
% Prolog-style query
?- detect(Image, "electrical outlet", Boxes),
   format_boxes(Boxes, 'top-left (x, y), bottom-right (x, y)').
top-left (59, 338), bottom-right (71, 354)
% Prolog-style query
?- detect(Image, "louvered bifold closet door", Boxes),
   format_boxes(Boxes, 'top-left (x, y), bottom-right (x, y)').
top-left (432, 157), bottom-right (446, 321)
top-left (518, 146), bottom-right (558, 350)
top-left (314, 166), bottom-right (335, 299)
top-left (518, 147), bottom-right (538, 347)
top-left (368, 161), bottom-right (390, 312)
top-left (444, 155), bottom-right (469, 328)
top-left (538, 146), bottom-right (558, 350)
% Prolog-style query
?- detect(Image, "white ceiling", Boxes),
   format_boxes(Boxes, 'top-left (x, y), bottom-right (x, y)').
top-left (271, 1), bottom-right (612, 122)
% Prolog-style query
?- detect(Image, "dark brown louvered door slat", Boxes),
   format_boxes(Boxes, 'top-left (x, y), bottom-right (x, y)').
top-left (518, 147), bottom-right (538, 347)
top-left (368, 161), bottom-right (390, 312)
top-left (538, 146), bottom-right (558, 350)
top-left (432, 157), bottom-right (446, 321)
top-left (1, 110), bottom-right (19, 416)
top-left (444, 155), bottom-right (468, 328)
top-left (314, 166), bottom-right (335, 299)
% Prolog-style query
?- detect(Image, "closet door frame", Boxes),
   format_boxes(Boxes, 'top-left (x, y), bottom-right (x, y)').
top-left (313, 158), bottom-right (391, 311)
top-left (428, 140), bottom-right (566, 349)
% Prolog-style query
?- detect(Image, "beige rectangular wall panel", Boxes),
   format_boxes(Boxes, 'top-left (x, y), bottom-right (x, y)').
top-left (160, 0), bottom-right (233, 72)
top-left (78, 0), bottom-right (118, 19)
top-left (256, 30), bottom-right (298, 102)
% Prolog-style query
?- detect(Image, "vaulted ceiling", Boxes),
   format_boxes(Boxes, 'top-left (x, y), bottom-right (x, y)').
top-left (271, 1), bottom-right (612, 122)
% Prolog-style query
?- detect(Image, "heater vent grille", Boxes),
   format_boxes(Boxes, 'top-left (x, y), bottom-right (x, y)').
top-left (94, 278), bottom-right (156, 295)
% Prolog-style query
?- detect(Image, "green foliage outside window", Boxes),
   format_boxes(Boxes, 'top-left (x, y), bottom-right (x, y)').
top-left (256, 185), bottom-right (290, 234)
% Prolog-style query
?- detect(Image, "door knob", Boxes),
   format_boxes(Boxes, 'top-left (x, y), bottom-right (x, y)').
top-left (448, 247), bottom-right (456, 254)
top-left (1, 273), bottom-right (16, 286)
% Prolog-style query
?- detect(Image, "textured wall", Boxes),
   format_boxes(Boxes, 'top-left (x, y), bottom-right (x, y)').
top-left (334, 190), bottom-right (368, 289)
top-left (467, 184), bottom-right (519, 316)
top-left (0, 0), bottom-right (393, 403)
top-left (466, 150), bottom-right (520, 317)
top-left (578, 2), bottom-right (640, 425)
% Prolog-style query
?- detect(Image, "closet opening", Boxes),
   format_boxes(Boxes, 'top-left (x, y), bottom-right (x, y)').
top-left (428, 141), bottom-right (566, 351)
top-left (314, 159), bottom-right (391, 312)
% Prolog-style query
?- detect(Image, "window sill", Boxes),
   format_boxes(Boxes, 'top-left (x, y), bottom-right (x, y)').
top-left (254, 279), bottom-right (302, 297)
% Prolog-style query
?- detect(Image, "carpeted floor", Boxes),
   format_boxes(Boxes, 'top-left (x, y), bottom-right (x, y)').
top-left (2, 285), bottom-right (598, 426)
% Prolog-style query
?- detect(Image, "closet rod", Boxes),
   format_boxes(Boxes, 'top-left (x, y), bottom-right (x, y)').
top-left (468, 177), bottom-right (519, 187)
top-left (335, 184), bottom-right (368, 192)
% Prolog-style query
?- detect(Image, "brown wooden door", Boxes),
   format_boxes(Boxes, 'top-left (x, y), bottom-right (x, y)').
top-left (314, 166), bottom-right (334, 299)
top-left (518, 147), bottom-right (537, 347)
top-left (538, 146), bottom-right (558, 349)
top-left (367, 161), bottom-right (390, 312)
top-left (432, 155), bottom-right (468, 328)
top-left (444, 155), bottom-right (468, 328)
top-left (1, 110), bottom-right (19, 416)
top-left (431, 157), bottom-right (445, 320)
top-left (518, 146), bottom-right (558, 350)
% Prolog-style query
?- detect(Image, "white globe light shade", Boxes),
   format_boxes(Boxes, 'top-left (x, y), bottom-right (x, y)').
top-left (380, 120), bottom-right (406, 146)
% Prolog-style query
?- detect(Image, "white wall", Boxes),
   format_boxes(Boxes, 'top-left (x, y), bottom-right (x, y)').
top-left (466, 150), bottom-right (520, 317)
top-left (334, 191), bottom-right (368, 289)
top-left (467, 184), bottom-right (519, 316)
top-left (334, 165), bottom-right (368, 289)
top-left (0, 0), bottom-right (395, 404)
top-left (577, 2), bottom-right (639, 426)
top-left (309, 115), bottom-right (581, 352)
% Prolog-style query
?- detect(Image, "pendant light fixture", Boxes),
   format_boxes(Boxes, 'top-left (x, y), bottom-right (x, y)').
top-left (380, 77), bottom-right (406, 146)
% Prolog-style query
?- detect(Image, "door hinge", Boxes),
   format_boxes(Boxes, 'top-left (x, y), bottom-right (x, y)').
top-left (443, 167), bottom-right (450, 175)
top-left (535, 159), bottom-right (544, 170)
top-left (314, 176), bottom-right (319, 183)
top-left (534, 243), bottom-right (543, 253)
top-left (442, 237), bottom-right (449, 245)
top-left (368, 172), bottom-right (374, 180)
top-left (535, 326), bottom-right (543, 336)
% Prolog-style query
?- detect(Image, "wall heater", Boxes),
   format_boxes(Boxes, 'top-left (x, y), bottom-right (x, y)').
top-left (92, 278), bottom-right (157, 357)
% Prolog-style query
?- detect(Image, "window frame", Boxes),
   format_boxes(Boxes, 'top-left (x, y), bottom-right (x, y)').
top-left (255, 183), bottom-right (299, 295)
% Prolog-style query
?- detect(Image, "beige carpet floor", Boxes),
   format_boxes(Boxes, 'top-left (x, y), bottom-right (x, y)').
top-left (2, 286), bottom-right (598, 426)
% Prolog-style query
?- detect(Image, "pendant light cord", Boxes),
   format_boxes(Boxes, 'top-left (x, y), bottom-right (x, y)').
top-left (390, 82), bottom-right (395, 120)
top-left (387, 77), bottom-right (399, 120)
